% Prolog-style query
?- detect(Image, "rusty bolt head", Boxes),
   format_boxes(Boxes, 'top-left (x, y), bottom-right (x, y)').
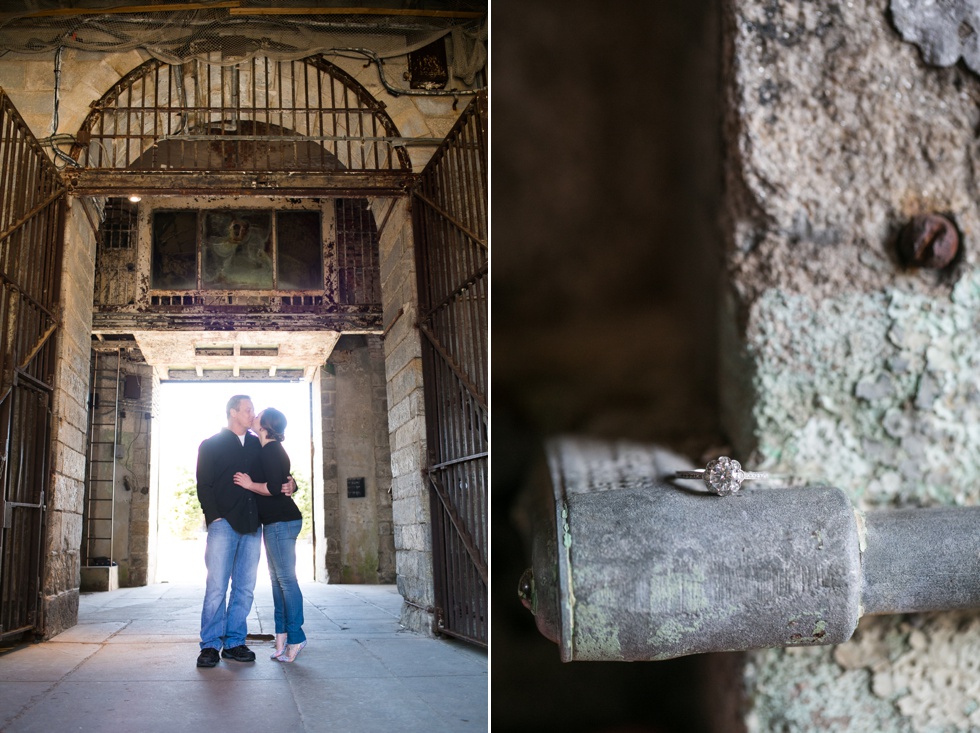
top-left (898, 214), bottom-right (959, 269)
top-left (518, 567), bottom-right (534, 612)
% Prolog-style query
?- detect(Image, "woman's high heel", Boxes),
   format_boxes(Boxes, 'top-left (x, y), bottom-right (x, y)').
top-left (280, 640), bottom-right (307, 663)
top-left (271, 633), bottom-right (288, 659)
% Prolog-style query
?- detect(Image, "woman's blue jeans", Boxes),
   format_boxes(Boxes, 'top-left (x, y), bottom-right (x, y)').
top-left (200, 518), bottom-right (260, 650)
top-left (263, 519), bottom-right (306, 643)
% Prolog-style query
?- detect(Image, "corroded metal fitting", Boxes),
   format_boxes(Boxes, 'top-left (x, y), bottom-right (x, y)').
top-left (898, 214), bottom-right (959, 269)
top-left (518, 436), bottom-right (980, 662)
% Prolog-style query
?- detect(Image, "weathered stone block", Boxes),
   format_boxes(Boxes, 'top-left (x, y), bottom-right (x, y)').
top-left (390, 444), bottom-right (419, 478)
top-left (42, 588), bottom-right (79, 639)
top-left (48, 475), bottom-right (84, 514)
top-left (44, 548), bottom-right (80, 595)
top-left (388, 360), bottom-right (424, 407)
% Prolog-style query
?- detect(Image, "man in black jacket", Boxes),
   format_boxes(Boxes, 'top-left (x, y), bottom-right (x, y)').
top-left (195, 394), bottom-right (265, 667)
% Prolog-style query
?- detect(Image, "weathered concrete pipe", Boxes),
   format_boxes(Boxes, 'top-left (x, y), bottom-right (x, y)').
top-left (515, 436), bottom-right (980, 662)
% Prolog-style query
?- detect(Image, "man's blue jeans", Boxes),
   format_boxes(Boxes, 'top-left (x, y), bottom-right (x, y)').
top-left (200, 518), bottom-right (260, 650)
top-left (263, 519), bottom-right (306, 644)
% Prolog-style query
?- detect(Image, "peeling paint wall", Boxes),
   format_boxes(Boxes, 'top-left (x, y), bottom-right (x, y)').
top-left (724, 0), bottom-right (980, 730)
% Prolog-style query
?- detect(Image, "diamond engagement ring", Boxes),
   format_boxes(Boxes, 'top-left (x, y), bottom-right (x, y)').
top-left (673, 456), bottom-right (768, 496)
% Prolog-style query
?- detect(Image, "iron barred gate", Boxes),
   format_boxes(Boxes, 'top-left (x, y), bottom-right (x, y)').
top-left (0, 90), bottom-right (65, 639)
top-left (413, 93), bottom-right (488, 646)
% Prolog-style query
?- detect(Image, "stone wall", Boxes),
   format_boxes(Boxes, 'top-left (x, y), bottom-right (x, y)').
top-left (317, 360), bottom-right (340, 582)
top-left (325, 335), bottom-right (395, 584)
top-left (111, 356), bottom-right (154, 587)
top-left (374, 198), bottom-right (433, 636)
top-left (310, 367), bottom-right (330, 582)
top-left (44, 197), bottom-right (98, 637)
top-left (724, 1), bottom-right (980, 730)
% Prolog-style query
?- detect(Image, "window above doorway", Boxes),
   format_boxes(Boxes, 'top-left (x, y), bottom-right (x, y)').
top-left (151, 208), bottom-right (323, 292)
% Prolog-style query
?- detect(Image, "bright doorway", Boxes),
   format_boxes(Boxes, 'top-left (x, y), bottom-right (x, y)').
top-left (153, 381), bottom-right (315, 584)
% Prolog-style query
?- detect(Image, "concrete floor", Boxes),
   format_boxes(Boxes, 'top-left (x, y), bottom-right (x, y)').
top-left (0, 582), bottom-right (488, 732)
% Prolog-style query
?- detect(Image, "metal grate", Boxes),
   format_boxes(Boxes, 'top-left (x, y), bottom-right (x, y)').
top-left (94, 197), bottom-right (139, 307)
top-left (0, 90), bottom-right (65, 640)
top-left (336, 198), bottom-right (382, 305)
top-left (72, 56), bottom-right (411, 174)
top-left (98, 199), bottom-right (139, 250)
top-left (413, 93), bottom-right (487, 646)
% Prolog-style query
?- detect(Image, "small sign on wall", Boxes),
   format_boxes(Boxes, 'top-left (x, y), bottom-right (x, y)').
top-left (347, 477), bottom-right (366, 498)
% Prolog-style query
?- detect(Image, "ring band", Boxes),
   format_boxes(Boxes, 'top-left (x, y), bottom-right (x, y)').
top-left (673, 456), bottom-right (767, 496)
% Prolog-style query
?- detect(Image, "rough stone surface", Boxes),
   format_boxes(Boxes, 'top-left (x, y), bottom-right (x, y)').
top-left (725, 0), bottom-right (980, 730)
top-left (891, 0), bottom-right (980, 73)
top-left (327, 335), bottom-right (395, 584)
top-left (40, 589), bottom-right (79, 640)
top-left (376, 211), bottom-right (433, 636)
top-left (43, 201), bottom-right (96, 635)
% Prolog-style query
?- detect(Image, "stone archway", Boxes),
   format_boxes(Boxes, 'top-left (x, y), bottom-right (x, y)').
top-left (63, 54), bottom-right (420, 634)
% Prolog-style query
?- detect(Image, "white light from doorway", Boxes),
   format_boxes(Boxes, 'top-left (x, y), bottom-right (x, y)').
top-left (154, 380), bottom-right (314, 584)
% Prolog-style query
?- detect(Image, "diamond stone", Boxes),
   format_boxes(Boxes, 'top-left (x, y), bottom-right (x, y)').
top-left (704, 457), bottom-right (744, 496)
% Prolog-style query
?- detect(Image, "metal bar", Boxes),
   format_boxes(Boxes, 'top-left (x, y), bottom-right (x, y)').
top-left (0, 189), bottom-right (63, 249)
top-left (14, 368), bottom-right (53, 393)
top-left (0, 273), bottom-right (58, 322)
top-left (66, 169), bottom-right (416, 196)
top-left (290, 60), bottom-right (299, 167)
top-left (417, 323), bottom-right (487, 414)
top-left (251, 57), bottom-right (262, 171)
top-left (18, 322), bottom-right (58, 373)
top-left (428, 451), bottom-right (488, 473)
top-left (427, 471), bottom-right (487, 587)
top-left (10, 1), bottom-right (241, 18)
top-left (226, 6), bottom-right (484, 18)
top-left (0, 100), bottom-right (16, 233)
top-left (862, 507), bottom-right (980, 614)
top-left (521, 436), bottom-right (980, 662)
top-left (413, 189), bottom-right (486, 251)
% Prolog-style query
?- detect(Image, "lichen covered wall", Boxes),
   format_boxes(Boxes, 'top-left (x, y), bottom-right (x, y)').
top-left (724, 0), bottom-right (980, 730)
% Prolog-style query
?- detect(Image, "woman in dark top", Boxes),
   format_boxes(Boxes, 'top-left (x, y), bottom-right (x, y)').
top-left (233, 407), bottom-right (307, 662)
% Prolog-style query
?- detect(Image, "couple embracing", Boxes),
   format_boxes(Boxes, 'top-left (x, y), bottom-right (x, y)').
top-left (195, 395), bottom-right (307, 668)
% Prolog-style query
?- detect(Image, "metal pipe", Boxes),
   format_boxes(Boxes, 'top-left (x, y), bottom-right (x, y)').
top-left (862, 507), bottom-right (980, 615)
top-left (516, 436), bottom-right (980, 662)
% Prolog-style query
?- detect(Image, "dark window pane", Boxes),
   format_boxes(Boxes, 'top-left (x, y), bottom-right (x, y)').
top-left (202, 211), bottom-right (273, 289)
top-left (277, 211), bottom-right (323, 290)
top-left (152, 210), bottom-right (198, 289)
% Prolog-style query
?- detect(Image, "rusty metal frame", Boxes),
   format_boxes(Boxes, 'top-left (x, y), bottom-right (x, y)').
top-left (412, 92), bottom-right (487, 647)
top-left (0, 89), bottom-right (65, 640)
top-left (67, 170), bottom-right (414, 197)
top-left (68, 55), bottom-right (414, 196)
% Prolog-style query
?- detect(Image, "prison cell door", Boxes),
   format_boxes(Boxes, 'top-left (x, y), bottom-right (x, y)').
top-left (413, 93), bottom-right (488, 646)
top-left (0, 90), bottom-right (66, 640)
